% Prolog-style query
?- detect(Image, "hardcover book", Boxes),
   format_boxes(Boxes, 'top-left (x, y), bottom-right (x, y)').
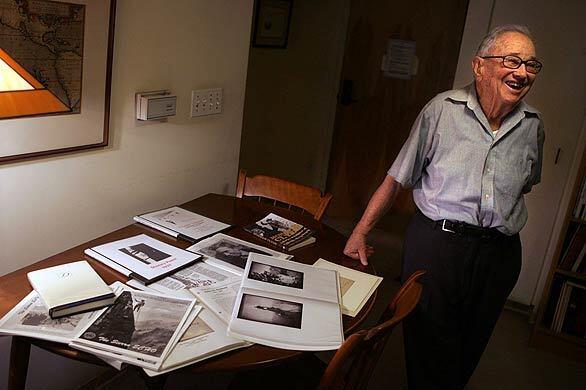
top-left (243, 213), bottom-right (316, 251)
top-left (227, 253), bottom-right (343, 351)
top-left (27, 261), bottom-right (116, 319)
top-left (84, 234), bottom-right (202, 285)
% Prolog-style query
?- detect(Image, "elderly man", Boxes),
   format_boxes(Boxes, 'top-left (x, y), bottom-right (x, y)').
top-left (344, 25), bottom-right (543, 389)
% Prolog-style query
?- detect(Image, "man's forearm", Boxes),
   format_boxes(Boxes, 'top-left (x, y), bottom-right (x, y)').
top-left (353, 175), bottom-right (402, 235)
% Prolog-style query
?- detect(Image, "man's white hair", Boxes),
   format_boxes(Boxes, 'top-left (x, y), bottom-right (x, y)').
top-left (476, 25), bottom-right (534, 56)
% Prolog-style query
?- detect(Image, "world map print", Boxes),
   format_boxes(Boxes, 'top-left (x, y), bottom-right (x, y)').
top-left (0, 0), bottom-right (85, 113)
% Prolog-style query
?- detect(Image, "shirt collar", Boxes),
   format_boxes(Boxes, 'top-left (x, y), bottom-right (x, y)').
top-left (448, 83), bottom-right (540, 117)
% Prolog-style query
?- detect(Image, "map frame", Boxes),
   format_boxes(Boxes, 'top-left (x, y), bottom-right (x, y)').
top-left (0, 0), bottom-right (116, 165)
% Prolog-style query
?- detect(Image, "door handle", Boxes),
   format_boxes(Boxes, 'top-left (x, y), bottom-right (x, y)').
top-left (338, 79), bottom-right (358, 106)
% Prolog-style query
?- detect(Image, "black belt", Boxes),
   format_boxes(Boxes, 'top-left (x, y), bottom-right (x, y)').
top-left (416, 209), bottom-right (504, 239)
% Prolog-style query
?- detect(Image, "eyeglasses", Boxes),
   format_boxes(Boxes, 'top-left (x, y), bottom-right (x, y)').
top-left (480, 55), bottom-right (543, 74)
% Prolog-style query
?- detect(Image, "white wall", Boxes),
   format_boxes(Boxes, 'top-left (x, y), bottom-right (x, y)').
top-left (453, 0), bottom-right (586, 306)
top-left (0, 1), bottom-right (253, 388)
top-left (239, 0), bottom-right (349, 189)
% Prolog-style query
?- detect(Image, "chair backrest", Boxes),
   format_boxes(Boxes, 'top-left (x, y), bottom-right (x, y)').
top-left (318, 270), bottom-right (426, 390)
top-left (236, 169), bottom-right (333, 221)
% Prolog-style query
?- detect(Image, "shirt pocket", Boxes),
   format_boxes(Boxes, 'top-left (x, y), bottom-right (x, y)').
top-left (495, 155), bottom-right (531, 199)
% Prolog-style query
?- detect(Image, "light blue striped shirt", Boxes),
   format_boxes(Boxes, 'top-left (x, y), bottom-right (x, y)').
top-left (388, 84), bottom-right (544, 235)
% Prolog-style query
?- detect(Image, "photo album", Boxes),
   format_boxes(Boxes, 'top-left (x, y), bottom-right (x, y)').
top-left (227, 253), bottom-right (343, 351)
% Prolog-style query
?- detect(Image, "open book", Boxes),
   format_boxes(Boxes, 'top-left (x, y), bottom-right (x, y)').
top-left (134, 206), bottom-right (231, 243)
top-left (227, 254), bottom-right (343, 351)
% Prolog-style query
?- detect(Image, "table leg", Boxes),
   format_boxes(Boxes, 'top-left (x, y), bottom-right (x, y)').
top-left (8, 336), bottom-right (31, 390)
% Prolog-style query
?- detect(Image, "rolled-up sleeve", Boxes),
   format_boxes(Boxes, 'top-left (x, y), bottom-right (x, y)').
top-left (523, 118), bottom-right (545, 194)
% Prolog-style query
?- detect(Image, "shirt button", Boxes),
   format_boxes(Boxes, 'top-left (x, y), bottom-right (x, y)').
top-left (485, 194), bottom-right (490, 199)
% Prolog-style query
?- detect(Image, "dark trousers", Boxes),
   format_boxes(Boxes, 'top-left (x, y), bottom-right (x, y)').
top-left (401, 210), bottom-right (522, 390)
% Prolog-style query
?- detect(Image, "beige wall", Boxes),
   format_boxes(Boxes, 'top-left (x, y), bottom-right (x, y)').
top-left (0, 0), bottom-right (253, 387)
top-left (239, 0), bottom-right (349, 189)
top-left (453, 0), bottom-right (586, 306)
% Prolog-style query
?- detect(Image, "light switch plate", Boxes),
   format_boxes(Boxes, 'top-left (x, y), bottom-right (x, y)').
top-left (191, 88), bottom-right (222, 117)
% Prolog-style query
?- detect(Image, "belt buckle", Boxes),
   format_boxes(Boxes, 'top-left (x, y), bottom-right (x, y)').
top-left (441, 220), bottom-right (456, 233)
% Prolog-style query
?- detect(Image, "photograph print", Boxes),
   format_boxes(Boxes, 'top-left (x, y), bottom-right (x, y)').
top-left (237, 293), bottom-right (302, 329)
top-left (119, 243), bottom-right (171, 265)
top-left (198, 238), bottom-right (272, 269)
top-left (80, 290), bottom-right (191, 358)
top-left (251, 216), bottom-right (293, 239)
top-left (248, 261), bottom-right (304, 289)
top-left (15, 294), bottom-right (83, 333)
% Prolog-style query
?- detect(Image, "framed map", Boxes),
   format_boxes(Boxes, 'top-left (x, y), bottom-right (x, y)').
top-left (0, 0), bottom-right (116, 164)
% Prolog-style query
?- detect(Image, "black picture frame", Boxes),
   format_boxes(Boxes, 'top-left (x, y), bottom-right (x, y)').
top-left (252, 0), bottom-right (293, 49)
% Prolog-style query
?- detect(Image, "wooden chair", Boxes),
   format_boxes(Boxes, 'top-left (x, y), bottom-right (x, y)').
top-left (236, 169), bottom-right (333, 221)
top-left (318, 269), bottom-right (426, 390)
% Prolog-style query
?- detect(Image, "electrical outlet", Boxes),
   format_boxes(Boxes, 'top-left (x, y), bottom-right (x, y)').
top-left (191, 88), bottom-right (222, 117)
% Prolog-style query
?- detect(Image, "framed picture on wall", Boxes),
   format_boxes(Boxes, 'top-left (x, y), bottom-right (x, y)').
top-left (0, 0), bottom-right (117, 165)
top-left (252, 0), bottom-right (293, 48)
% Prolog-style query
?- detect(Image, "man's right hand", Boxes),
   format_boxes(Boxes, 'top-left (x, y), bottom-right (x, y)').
top-left (343, 231), bottom-right (374, 266)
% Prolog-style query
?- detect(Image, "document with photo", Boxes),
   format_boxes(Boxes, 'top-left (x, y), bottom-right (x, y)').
top-left (0, 290), bottom-right (100, 344)
top-left (134, 206), bottom-right (231, 243)
top-left (85, 234), bottom-right (201, 284)
top-left (227, 254), bottom-right (343, 351)
top-left (188, 233), bottom-right (292, 275)
top-left (128, 261), bottom-right (241, 299)
top-left (143, 306), bottom-right (252, 376)
top-left (70, 285), bottom-right (196, 370)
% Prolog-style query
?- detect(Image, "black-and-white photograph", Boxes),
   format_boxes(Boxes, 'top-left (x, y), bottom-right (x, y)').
top-left (248, 261), bottom-right (304, 289)
top-left (119, 243), bottom-right (171, 265)
top-left (237, 293), bottom-right (302, 329)
top-left (198, 238), bottom-right (272, 269)
top-left (80, 291), bottom-right (190, 357)
top-left (20, 299), bottom-right (82, 331)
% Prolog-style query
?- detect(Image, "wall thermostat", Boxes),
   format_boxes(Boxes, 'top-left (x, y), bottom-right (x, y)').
top-left (136, 90), bottom-right (177, 121)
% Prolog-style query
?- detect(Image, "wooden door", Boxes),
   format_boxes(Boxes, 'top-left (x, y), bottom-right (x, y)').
top-left (326, 0), bottom-right (469, 224)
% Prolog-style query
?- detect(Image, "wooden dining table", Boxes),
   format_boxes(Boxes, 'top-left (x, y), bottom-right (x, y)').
top-left (0, 193), bottom-right (378, 389)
